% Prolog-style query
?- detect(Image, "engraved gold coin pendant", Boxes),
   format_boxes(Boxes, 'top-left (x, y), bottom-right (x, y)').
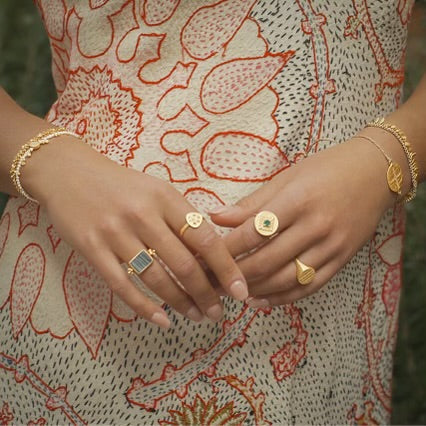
top-left (254, 211), bottom-right (279, 237)
top-left (386, 162), bottom-right (403, 195)
top-left (186, 212), bottom-right (203, 229)
top-left (295, 258), bottom-right (315, 285)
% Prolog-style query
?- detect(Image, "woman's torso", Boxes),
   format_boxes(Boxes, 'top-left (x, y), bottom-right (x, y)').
top-left (0, 0), bottom-right (411, 424)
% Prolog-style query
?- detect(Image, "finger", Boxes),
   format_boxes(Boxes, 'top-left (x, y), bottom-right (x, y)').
top-left (208, 204), bottom-right (253, 228)
top-left (138, 221), bottom-right (225, 322)
top-left (245, 237), bottom-right (340, 297)
top-left (166, 207), bottom-right (249, 302)
top-left (115, 232), bottom-right (205, 323)
top-left (84, 248), bottom-right (171, 329)
top-left (235, 223), bottom-right (317, 283)
top-left (246, 259), bottom-right (340, 307)
top-left (222, 197), bottom-right (298, 258)
top-left (208, 176), bottom-right (282, 227)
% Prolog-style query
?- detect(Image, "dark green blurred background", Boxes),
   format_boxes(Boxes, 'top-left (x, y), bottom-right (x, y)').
top-left (0, 2), bottom-right (425, 423)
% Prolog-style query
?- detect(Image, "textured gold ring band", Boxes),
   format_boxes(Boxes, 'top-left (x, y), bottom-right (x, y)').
top-left (295, 258), bottom-right (316, 285)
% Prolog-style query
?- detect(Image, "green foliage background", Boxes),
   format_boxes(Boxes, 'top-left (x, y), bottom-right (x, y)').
top-left (0, 2), bottom-right (425, 423)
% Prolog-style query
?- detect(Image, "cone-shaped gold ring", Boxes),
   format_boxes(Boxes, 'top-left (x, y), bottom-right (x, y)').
top-left (295, 258), bottom-right (316, 285)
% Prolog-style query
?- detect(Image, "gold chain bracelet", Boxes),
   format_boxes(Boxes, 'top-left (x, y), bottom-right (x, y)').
top-left (366, 118), bottom-right (419, 203)
top-left (354, 135), bottom-right (403, 199)
top-left (10, 127), bottom-right (81, 203)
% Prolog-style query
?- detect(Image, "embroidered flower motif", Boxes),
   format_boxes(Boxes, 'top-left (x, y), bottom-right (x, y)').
top-left (347, 401), bottom-right (379, 425)
top-left (212, 375), bottom-right (271, 426)
top-left (0, 402), bottom-right (13, 425)
top-left (160, 395), bottom-right (246, 426)
top-left (28, 419), bottom-right (47, 426)
top-left (270, 305), bottom-right (308, 381)
top-left (48, 66), bottom-right (142, 166)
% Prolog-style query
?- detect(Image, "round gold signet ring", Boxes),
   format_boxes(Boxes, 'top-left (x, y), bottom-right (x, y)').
top-left (295, 258), bottom-right (316, 285)
top-left (254, 211), bottom-right (279, 237)
top-left (179, 212), bottom-right (204, 237)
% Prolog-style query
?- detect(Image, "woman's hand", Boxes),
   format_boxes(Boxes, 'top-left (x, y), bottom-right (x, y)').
top-left (22, 137), bottom-right (248, 328)
top-left (209, 135), bottom-right (405, 307)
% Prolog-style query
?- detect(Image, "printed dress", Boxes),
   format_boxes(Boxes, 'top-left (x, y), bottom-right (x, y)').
top-left (0, 0), bottom-right (412, 424)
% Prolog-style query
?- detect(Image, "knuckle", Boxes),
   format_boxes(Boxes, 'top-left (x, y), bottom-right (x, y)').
top-left (109, 278), bottom-right (129, 298)
top-left (155, 180), bottom-right (173, 198)
top-left (79, 230), bottom-right (100, 249)
top-left (197, 228), bottom-right (220, 251)
top-left (174, 256), bottom-right (198, 279)
top-left (126, 203), bottom-right (150, 226)
top-left (330, 233), bottom-right (346, 254)
top-left (156, 232), bottom-right (174, 248)
top-left (313, 213), bottom-right (332, 238)
top-left (144, 269), bottom-right (165, 289)
top-left (220, 260), bottom-right (238, 279)
top-left (287, 183), bottom-right (310, 211)
top-left (241, 227), bottom-right (260, 251)
top-left (251, 259), bottom-right (269, 277)
top-left (97, 215), bottom-right (122, 237)
top-left (237, 196), bottom-right (257, 211)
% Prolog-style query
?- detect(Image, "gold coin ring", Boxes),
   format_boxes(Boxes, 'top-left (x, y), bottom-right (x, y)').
top-left (254, 211), bottom-right (279, 237)
top-left (179, 212), bottom-right (204, 237)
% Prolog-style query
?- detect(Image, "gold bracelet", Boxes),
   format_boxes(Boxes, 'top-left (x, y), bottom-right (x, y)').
top-left (354, 135), bottom-right (403, 199)
top-left (10, 127), bottom-right (81, 203)
top-left (366, 118), bottom-right (419, 203)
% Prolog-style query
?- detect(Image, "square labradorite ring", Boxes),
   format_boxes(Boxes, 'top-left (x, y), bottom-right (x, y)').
top-left (127, 248), bottom-right (156, 275)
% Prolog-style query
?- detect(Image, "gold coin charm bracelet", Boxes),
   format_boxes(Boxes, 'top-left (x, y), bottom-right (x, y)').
top-left (354, 135), bottom-right (403, 198)
top-left (10, 127), bottom-right (81, 203)
top-left (366, 118), bottom-right (419, 203)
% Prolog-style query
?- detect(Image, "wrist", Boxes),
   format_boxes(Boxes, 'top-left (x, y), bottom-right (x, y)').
top-left (345, 136), bottom-right (402, 211)
top-left (385, 76), bottom-right (426, 184)
top-left (20, 135), bottom-right (107, 205)
top-left (356, 127), bottom-right (412, 203)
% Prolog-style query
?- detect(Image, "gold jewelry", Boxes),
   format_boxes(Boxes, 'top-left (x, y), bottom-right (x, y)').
top-left (179, 212), bottom-right (204, 236)
top-left (10, 127), bottom-right (81, 203)
top-left (127, 248), bottom-right (156, 275)
top-left (295, 258), bottom-right (315, 285)
top-left (354, 135), bottom-right (403, 196)
top-left (366, 118), bottom-right (419, 202)
top-left (254, 211), bottom-right (279, 237)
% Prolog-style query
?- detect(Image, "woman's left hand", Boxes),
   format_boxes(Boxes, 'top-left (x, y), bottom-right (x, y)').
top-left (209, 136), bottom-right (402, 307)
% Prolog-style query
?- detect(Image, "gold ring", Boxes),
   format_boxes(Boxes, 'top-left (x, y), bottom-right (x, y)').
top-left (179, 212), bottom-right (204, 237)
top-left (295, 258), bottom-right (315, 285)
top-left (254, 211), bottom-right (279, 237)
top-left (127, 248), bottom-right (156, 275)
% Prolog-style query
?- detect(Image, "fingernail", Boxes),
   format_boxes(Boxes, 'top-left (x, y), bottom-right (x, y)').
top-left (230, 280), bottom-right (249, 301)
top-left (246, 298), bottom-right (270, 308)
top-left (186, 306), bottom-right (204, 322)
top-left (206, 304), bottom-right (223, 322)
top-left (208, 205), bottom-right (230, 215)
top-left (151, 312), bottom-right (171, 329)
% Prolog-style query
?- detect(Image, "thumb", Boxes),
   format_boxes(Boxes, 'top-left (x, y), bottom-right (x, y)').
top-left (208, 190), bottom-right (268, 227)
top-left (207, 204), bottom-right (249, 227)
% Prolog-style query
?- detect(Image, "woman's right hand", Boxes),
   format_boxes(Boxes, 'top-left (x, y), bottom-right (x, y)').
top-left (22, 135), bottom-right (248, 328)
